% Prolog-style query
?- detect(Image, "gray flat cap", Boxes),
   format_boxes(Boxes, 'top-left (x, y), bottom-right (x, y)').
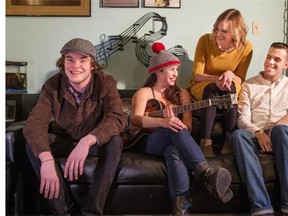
top-left (60, 38), bottom-right (96, 60)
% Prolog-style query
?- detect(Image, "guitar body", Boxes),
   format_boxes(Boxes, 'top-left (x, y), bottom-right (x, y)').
top-left (121, 98), bottom-right (164, 149)
top-left (145, 98), bottom-right (165, 113)
top-left (121, 94), bottom-right (237, 149)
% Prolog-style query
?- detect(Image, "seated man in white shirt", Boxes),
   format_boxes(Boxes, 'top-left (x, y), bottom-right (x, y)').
top-left (231, 42), bottom-right (288, 216)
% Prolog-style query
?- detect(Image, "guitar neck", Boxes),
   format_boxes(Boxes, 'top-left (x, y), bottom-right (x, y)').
top-left (148, 99), bottom-right (212, 117)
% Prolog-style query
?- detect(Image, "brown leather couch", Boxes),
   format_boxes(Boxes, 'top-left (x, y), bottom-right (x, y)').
top-left (6, 91), bottom-right (280, 215)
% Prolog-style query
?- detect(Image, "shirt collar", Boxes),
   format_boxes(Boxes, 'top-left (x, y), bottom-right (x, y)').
top-left (258, 71), bottom-right (283, 85)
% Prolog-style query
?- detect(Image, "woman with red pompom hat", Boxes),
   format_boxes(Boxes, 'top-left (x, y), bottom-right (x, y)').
top-left (131, 42), bottom-right (233, 216)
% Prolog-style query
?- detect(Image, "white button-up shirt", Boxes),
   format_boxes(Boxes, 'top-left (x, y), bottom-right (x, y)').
top-left (237, 72), bottom-right (288, 134)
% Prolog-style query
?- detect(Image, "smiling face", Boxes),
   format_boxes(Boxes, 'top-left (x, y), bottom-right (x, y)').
top-left (215, 21), bottom-right (233, 49)
top-left (156, 65), bottom-right (179, 87)
top-left (263, 47), bottom-right (288, 82)
top-left (64, 51), bottom-right (93, 91)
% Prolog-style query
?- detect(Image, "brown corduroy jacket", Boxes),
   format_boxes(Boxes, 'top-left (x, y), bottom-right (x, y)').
top-left (23, 71), bottom-right (127, 157)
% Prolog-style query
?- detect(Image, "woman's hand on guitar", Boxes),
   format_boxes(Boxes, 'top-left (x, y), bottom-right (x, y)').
top-left (163, 105), bottom-right (187, 132)
top-left (163, 116), bottom-right (187, 132)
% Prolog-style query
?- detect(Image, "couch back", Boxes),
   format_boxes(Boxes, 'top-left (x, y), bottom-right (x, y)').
top-left (6, 90), bottom-right (137, 122)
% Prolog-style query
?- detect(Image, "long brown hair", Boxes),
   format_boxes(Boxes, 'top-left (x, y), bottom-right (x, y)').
top-left (211, 8), bottom-right (248, 50)
top-left (143, 72), bottom-right (181, 105)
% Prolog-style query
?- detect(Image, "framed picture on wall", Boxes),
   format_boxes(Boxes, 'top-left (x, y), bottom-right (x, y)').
top-left (6, 0), bottom-right (91, 16)
top-left (101, 0), bottom-right (139, 8)
top-left (143, 0), bottom-right (181, 8)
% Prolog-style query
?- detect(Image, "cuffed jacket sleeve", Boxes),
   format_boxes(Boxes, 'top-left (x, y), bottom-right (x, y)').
top-left (23, 83), bottom-right (55, 157)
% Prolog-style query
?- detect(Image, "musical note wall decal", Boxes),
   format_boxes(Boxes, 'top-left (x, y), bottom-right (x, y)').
top-left (94, 12), bottom-right (190, 68)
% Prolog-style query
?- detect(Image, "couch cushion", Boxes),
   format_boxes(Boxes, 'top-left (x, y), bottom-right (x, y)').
top-left (57, 157), bottom-right (98, 184)
top-left (57, 152), bottom-right (275, 186)
top-left (116, 152), bottom-right (167, 185)
top-left (57, 152), bottom-right (167, 185)
top-left (205, 154), bottom-right (276, 184)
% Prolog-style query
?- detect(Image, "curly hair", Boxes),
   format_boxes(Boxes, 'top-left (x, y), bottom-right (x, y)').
top-left (211, 8), bottom-right (248, 50)
top-left (143, 72), bottom-right (181, 106)
top-left (56, 55), bottom-right (102, 74)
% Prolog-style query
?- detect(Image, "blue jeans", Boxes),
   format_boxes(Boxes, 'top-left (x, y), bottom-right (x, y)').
top-left (144, 128), bottom-right (206, 196)
top-left (231, 125), bottom-right (288, 215)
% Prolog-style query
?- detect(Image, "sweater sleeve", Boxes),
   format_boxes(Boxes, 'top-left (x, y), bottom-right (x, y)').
top-left (233, 41), bottom-right (253, 83)
top-left (192, 34), bottom-right (208, 79)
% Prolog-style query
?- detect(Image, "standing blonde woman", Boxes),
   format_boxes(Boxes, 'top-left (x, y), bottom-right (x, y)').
top-left (188, 8), bottom-right (253, 156)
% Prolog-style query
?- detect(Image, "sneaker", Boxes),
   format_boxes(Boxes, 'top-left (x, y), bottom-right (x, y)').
top-left (205, 167), bottom-right (233, 203)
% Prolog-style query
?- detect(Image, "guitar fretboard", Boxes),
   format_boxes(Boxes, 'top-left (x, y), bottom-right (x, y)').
top-left (148, 99), bottom-right (212, 118)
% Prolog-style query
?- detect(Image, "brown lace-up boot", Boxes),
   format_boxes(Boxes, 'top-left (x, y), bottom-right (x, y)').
top-left (194, 161), bottom-right (233, 203)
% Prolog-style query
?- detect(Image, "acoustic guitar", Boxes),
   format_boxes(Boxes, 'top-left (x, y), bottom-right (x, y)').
top-left (121, 94), bottom-right (237, 149)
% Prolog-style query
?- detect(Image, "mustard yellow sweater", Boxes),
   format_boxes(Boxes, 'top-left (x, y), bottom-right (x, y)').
top-left (189, 33), bottom-right (253, 101)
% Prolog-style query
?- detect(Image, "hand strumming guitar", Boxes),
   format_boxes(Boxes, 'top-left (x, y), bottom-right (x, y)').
top-left (162, 104), bottom-right (188, 132)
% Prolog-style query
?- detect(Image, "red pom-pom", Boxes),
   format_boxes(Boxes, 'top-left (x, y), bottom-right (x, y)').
top-left (152, 42), bottom-right (165, 54)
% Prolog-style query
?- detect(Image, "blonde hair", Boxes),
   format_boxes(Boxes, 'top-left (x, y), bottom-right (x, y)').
top-left (211, 9), bottom-right (248, 50)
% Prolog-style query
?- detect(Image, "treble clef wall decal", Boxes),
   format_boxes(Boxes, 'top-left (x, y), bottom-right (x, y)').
top-left (95, 12), bottom-right (190, 68)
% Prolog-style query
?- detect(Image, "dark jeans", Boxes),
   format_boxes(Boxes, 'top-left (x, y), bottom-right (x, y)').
top-left (26, 134), bottom-right (123, 216)
top-left (144, 128), bottom-right (206, 196)
top-left (201, 83), bottom-right (238, 139)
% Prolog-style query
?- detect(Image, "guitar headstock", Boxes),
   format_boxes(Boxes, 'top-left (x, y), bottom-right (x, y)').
top-left (211, 94), bottom-right (238, 109)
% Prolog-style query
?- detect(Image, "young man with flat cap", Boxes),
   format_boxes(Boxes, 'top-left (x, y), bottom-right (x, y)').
top-left (23, 38), bottom-right (127, 216)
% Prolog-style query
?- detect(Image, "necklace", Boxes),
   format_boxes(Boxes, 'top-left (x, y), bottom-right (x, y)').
top-left (217, 43), bottom-right (235, 53)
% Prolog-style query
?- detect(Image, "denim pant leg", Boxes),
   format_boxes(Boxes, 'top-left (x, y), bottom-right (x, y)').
top-left (25, 142), bottom-right (74, 215)
top-left (146, 128), bottom-right (206, 171)
top-left (164, 145), bottom-right (190, 196)
top-left (82, 135), bottom-right (123, 216)
top-left (146, 128), bottom-right (206, 196)
top-left (231, 129), bottom-right (274, 215)
top-left (270, 125), bottom-right (288, 213)
top-left (169, 129), bottom-right (206, 170)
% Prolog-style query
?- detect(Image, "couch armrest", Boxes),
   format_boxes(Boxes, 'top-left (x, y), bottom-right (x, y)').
top-left (6, 121), bottom-right (26, 163)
